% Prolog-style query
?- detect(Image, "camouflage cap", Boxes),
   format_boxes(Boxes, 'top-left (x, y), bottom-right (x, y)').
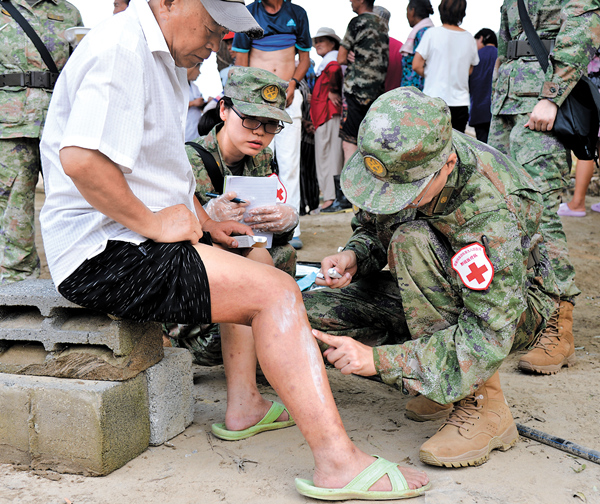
top-left (224, 67), bottom-right (292, 124)
top-left (341, 87), bottom-right (453, 215)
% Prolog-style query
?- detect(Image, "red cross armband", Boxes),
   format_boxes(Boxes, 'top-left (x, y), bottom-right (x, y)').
top-left (451, 243), bottom-right (494, 291)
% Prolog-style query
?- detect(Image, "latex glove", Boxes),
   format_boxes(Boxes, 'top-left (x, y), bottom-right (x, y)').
top-left (243, 203), bottom-right (299, 233)
top-left (204, 192), bottom-right (248, 222)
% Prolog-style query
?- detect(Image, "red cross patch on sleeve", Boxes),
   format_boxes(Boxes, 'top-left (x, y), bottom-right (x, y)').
top-left (451, 243), bottom-right (494, 291)
top-left (268, 173), bottom-right (287, 203)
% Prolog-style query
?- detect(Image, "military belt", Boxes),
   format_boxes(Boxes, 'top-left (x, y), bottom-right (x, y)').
top-left (507, 39), bottom-right (555, 59)
top-left (0, 71), bottom-right (58, 89)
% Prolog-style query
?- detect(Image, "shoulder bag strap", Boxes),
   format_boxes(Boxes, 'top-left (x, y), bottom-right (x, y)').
top-left (517, 0), bottom-right (550, 73)
top-left (185, 141), bottom-right (224, 194)
top-left (0, 0), bottom-right (59, 74)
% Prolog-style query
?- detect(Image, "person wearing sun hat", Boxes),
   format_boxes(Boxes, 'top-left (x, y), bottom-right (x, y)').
top-left (169, 67), bottom-right (299, 365)
top-left (303, 86), bottom-right (563, 469)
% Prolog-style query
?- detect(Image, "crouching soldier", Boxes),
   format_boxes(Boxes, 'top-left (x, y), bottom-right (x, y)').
top-left (303, 87), bottom-right (561, 468)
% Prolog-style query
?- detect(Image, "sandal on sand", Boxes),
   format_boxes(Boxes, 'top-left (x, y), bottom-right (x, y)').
top-left (557, 203), bottom-right (586, 217)
top-left (211, 401), bottom-right (295, 441)
top-left (592, 202), bottom-right (600, 213)
top-left (295, 455), bottom-right (431, 501)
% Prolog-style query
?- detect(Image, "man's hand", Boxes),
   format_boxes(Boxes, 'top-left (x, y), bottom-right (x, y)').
top-left (151, 204), bottom-right (204, 244)
top-left (286, 80), bottom-right (296, 107)
top-left (313, 329), bottom-right (376, 376)
top-left (525, 99), bottom-right (558, 131)
top-left (315, 250), bottom-right (357, 288)
top-left (347, 50), bottom-right (356, 64)
top-left (201, 218), bottom-right (254, 248)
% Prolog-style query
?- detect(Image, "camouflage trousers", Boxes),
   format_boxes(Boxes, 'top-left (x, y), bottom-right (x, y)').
top-left (166, 243), bottom-right (297, 366)
top-left (304, 221), bottom-right (549, 366)
top-left (0, 138), bottom-right (41, 285)
top-left (489, 113), bottom-right (580, 303)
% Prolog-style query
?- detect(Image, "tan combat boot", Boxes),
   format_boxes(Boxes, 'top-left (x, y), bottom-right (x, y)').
top-left (419, 371), bottom-right (518, 468)
top-left (518, 301), bottom-right (576, 375)
top-left (405, 395), bottom-right (453, 422)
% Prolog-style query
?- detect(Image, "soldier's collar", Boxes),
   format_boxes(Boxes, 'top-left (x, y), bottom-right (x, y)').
top-left (420, 167), bottom-right (459, 216)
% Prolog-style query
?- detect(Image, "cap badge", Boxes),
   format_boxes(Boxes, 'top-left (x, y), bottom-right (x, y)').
top-left (261, 85), bottom-right (279, 102)
top-left (364, 155), bottom-right (387, 177)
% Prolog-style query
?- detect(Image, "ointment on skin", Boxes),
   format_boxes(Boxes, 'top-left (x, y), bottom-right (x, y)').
top-left (278, 292), bottom-right (327, 404)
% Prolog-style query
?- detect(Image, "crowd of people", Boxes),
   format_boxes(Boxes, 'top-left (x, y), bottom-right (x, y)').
top-left (1, 0), bottom-right (599, 501)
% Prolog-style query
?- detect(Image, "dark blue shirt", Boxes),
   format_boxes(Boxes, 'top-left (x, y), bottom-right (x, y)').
top-left (469, 45), bottom-right (498, 126)
top-left (232, 0), bottom-right (311, 53)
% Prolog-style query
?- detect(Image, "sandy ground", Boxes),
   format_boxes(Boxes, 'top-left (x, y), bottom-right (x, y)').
top-left (1, 190), bottom-right (599, 504)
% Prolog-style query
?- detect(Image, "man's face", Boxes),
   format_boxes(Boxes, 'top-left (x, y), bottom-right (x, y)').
top-left (113, 0), bottom-right (128, 14)
top-left (350, 0), bottom-right (362, 14)
top-left (160, 0), bottom-right (229, 68)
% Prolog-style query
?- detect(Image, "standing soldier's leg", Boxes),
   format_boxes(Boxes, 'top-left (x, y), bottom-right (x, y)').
top-left (490, 114), bottom-right (578, 374)
top-left (0, 138), bottom-right (41, 284)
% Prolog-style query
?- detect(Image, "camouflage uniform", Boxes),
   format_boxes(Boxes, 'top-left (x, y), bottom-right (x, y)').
top-left (489, 0), bottom-right (600, 302)
top-left (341, 12), bottom-right (389, 104)
top-left (304, 88), bottom-right (560, 405)
top-left (0, 0), bottom-right (82, 284)
top-left (168, 67), bottom-right (297, 365)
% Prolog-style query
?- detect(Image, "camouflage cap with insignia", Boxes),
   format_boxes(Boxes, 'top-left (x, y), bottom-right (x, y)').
top-left (224, 67), bottom-right (292, 124)
top-left (341, 87), bottom-right (453, 214)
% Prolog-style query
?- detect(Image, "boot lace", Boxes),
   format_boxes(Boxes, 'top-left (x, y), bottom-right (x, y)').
top-left (533, 305), bottom-right (560, 352)
top-left (443, 394), bottom-right (483, 431)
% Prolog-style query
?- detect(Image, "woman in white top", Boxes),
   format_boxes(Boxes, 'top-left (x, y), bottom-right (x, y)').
top-left (412, 0), bottom-right (479, 132)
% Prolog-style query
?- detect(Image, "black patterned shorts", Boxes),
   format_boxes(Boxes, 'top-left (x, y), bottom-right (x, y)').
top-left (58, 239), bottom-right (211, 324)
top-left (340, 93), bottom-right (372, 145)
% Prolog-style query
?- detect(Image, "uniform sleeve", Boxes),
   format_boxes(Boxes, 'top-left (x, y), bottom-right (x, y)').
top-left (540, 2), bottom-right (600, 106)
top-left (497, 3), bottom-right (509, 64)
top-left (293, 6), bottom-right (312, 52)
top-left (232, 32), bottom-right (251, 53)
top-left (373, 210), bottom-right (529, 404)
top-left (344, 210), bottom-right (397, 278)
top-left (341, 18), bottom-right (356, 52)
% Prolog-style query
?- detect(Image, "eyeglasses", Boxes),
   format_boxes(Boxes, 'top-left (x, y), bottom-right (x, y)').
top-left (231, 107), bottom-right (284, 134)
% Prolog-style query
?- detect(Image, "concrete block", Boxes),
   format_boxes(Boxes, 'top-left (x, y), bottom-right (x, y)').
top-left (145, 347), bottom-right (193, 446)
top-left (0, 373), bottom-right (150, 476)
top-left (0, 279), bottom-right (163, 360)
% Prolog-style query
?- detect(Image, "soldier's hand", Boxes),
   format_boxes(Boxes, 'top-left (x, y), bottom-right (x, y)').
top-left (312, 330), bottom-right (376, 376)
top-left (315, 250), bottom-right (357, 288)
top-left (525, 99), bottom-right (558, 132)
top-left (151, 204), bottom-right (204, 244)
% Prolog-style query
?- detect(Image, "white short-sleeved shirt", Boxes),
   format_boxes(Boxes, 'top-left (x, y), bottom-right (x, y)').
top-left (185, 81), bottom-right (203, 142)
top-left (40, 0), bottom-right (196, 286)
top-left (416, 27), bottom-right (480, 107)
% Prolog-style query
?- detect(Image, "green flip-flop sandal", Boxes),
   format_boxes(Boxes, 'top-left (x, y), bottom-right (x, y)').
top-left (211, 401), bottom-right (295, 441)
top-left (295, 455), bottom-right (431, 500)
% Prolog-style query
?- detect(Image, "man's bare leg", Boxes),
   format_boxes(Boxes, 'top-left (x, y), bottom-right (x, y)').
top-left (197, 244), bottom-right (429, 492)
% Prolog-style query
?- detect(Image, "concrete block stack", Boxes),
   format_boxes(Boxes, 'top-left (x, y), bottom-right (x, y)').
top-left (0, 280), bottom-right (194, 476)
